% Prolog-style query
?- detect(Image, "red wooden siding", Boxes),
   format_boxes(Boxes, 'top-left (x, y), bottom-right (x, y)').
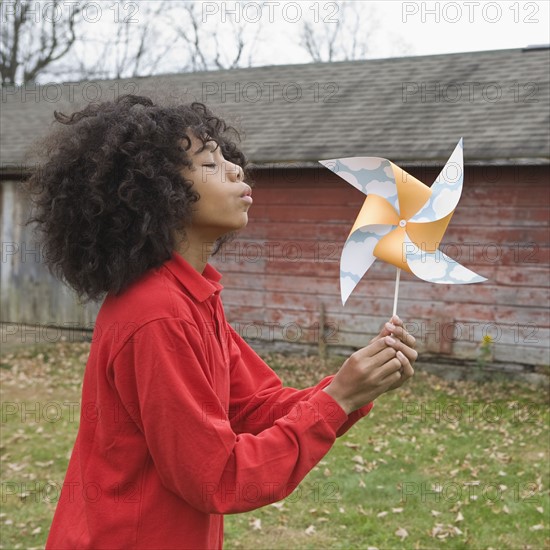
top-left (211, 166), bottom-right (550, 366)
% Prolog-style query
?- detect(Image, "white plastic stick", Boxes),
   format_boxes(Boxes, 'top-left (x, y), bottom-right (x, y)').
top-left (392, 268), bottom-right (401, 318)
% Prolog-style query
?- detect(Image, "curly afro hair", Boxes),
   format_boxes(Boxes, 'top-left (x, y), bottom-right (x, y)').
top-left (24, 94), bottom-right (248, 302)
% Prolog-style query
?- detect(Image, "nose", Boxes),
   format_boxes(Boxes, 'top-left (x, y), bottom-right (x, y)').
top-left (227, 163), bottom-right (244, 182)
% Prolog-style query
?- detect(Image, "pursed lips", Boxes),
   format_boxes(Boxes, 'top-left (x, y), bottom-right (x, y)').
top-left (240, 185), bottom-right (253, 204)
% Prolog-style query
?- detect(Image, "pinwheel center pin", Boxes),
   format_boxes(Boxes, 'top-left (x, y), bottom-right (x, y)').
top-left (399, 220), bottom-right (407, 227)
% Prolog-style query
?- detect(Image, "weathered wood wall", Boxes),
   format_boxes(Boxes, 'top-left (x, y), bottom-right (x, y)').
top-left (1, 179), bottom-right (100, 338)
top-left (212, 164), bottom-right (550, 366)
top-left (2, 164), bottom-right (549, 367)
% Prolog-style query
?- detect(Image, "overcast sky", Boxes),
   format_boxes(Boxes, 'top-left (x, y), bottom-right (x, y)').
top-left (251, 0), bottom-right (550, 64)
top-left (12, 0), bottom-right (550, 82)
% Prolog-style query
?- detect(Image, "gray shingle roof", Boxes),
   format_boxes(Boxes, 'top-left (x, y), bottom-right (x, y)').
top-left (1, 47), bottom-right (549, 170)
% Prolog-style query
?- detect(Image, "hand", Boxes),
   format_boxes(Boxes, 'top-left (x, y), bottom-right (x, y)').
top-left (323, 316), bottom-right (417, 414)
top-left (382, 316), bottom-right (417, 391)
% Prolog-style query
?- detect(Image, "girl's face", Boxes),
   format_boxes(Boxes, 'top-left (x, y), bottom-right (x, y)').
top-left (181, 133), bottom-right (252, 242)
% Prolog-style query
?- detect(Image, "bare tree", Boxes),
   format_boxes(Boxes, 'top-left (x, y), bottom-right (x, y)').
top-left (300, 1), bottom-right (373, 63)
top-left (0, 0), bottom-right (264, 84)
top-left (0, 0), bottom-right (84, 85)
top-left (169, 2), bottom-right (263, 71)
top-left (69, 1), bottom-right (174, 80)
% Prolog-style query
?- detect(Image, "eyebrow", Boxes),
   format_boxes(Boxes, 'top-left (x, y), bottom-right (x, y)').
top-left (195, 140), bottom-right (219, 155)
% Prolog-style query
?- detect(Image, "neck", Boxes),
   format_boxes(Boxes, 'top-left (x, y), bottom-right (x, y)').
top-left (174, 232), bottom-right (215, 273)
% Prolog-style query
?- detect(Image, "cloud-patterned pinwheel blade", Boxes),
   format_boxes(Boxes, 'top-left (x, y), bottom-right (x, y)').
top-left (341, 224), bottom-right (394, 305)
top-left (409, 138), bottom-right (464, 223)
top-left (319, 157), bottom-right (400, 212)
top-left (403, 235), bottom-right (487, 284)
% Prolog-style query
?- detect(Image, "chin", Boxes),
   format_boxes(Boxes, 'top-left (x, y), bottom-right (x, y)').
top-left (216, 213), bottom-right (248, 237)
top-left (233, 214), bottom-right (249, 230)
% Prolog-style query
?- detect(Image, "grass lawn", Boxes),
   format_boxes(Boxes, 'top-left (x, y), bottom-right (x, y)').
top-left (1, 341), bottom-right (548, 549)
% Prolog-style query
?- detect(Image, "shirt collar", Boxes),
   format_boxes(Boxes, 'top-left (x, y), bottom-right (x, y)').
top-left (163, 251), bottom-right (223, 302)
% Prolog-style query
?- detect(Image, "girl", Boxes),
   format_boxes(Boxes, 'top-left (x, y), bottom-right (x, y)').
top-left (26, 95), bottom-right (417, 549)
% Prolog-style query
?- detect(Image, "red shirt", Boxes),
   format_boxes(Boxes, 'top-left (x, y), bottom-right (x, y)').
top-left (46, 252), bottom-right (373, 550)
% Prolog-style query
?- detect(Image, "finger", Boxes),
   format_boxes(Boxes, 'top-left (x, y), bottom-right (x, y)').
top-left (390, 315), bottom-right (403, 327)
top-left (387, 369), bottom-right (404, 388)
top-left (384, 335), bottom-right (418, 363)
top-left (385, 353), bottom-right (414, 390)
top-left (360, 346), bottom-right (400, 377)
top-left (378, 356), bottom-right (404, 383)
top-left (371, 320), bottom-right (396, 341)
top-left (354, 337), bottom-right (391, 361)
top-left (397, 350), bottom-right (415, 379)
top-left (377, 355), bottom-right (403, 379)
top-left (389, 325), bottom-right (416, 349)
top-left (384, 317), bottom-right (414, 347)
top-left (369, 331), bottom-right (385, 345)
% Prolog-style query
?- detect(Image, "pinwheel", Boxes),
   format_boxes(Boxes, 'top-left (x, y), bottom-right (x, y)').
top-left (319, 139), bottom-right (487, 314)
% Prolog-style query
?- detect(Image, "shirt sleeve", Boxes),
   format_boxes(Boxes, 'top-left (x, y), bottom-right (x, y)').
top-left (227, 325), bottom-right (373, 436)
top-left (111, 318), bottom-right (367, 515)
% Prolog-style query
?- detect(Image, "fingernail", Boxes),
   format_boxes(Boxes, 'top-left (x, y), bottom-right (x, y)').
top-left (385, 322), bottom-right (395, 331)
top-left (385, 336), bottom-right (396, 345)
top-left (397, 351), bottom-right (405, 360)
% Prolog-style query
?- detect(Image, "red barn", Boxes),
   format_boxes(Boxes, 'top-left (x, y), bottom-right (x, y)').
top-left (1, 47), bottom-right (548, 379)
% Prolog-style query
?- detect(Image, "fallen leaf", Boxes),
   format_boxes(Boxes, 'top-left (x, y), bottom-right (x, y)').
top-left (305, 525), bottom-right (316, 535)
top-left (530, 524), bottom-right (544, 531)
top-left (455, 512), bottom-right (464, 522)
top-left (395, 527), bottom-right (408, 540)
top-left (377, 511), bottom-right (388, 518)
top-left (35, 460), bottom-right (54, 468)
top-left (249, 518), bottom-right (261, 531)
top-left (392, 507), bottom-right (403, 513)
top-left (431, 523), bottom-right (463, 539)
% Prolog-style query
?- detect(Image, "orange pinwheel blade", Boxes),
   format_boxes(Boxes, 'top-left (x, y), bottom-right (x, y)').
top-left (349, 194), bottom-right (399, 236)
top-left (406, 211), bottom-right (454, 253)
top-left (373, 226), bottom-right (412, 274)
top-left (391, 163), bottom-right (432, 220)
